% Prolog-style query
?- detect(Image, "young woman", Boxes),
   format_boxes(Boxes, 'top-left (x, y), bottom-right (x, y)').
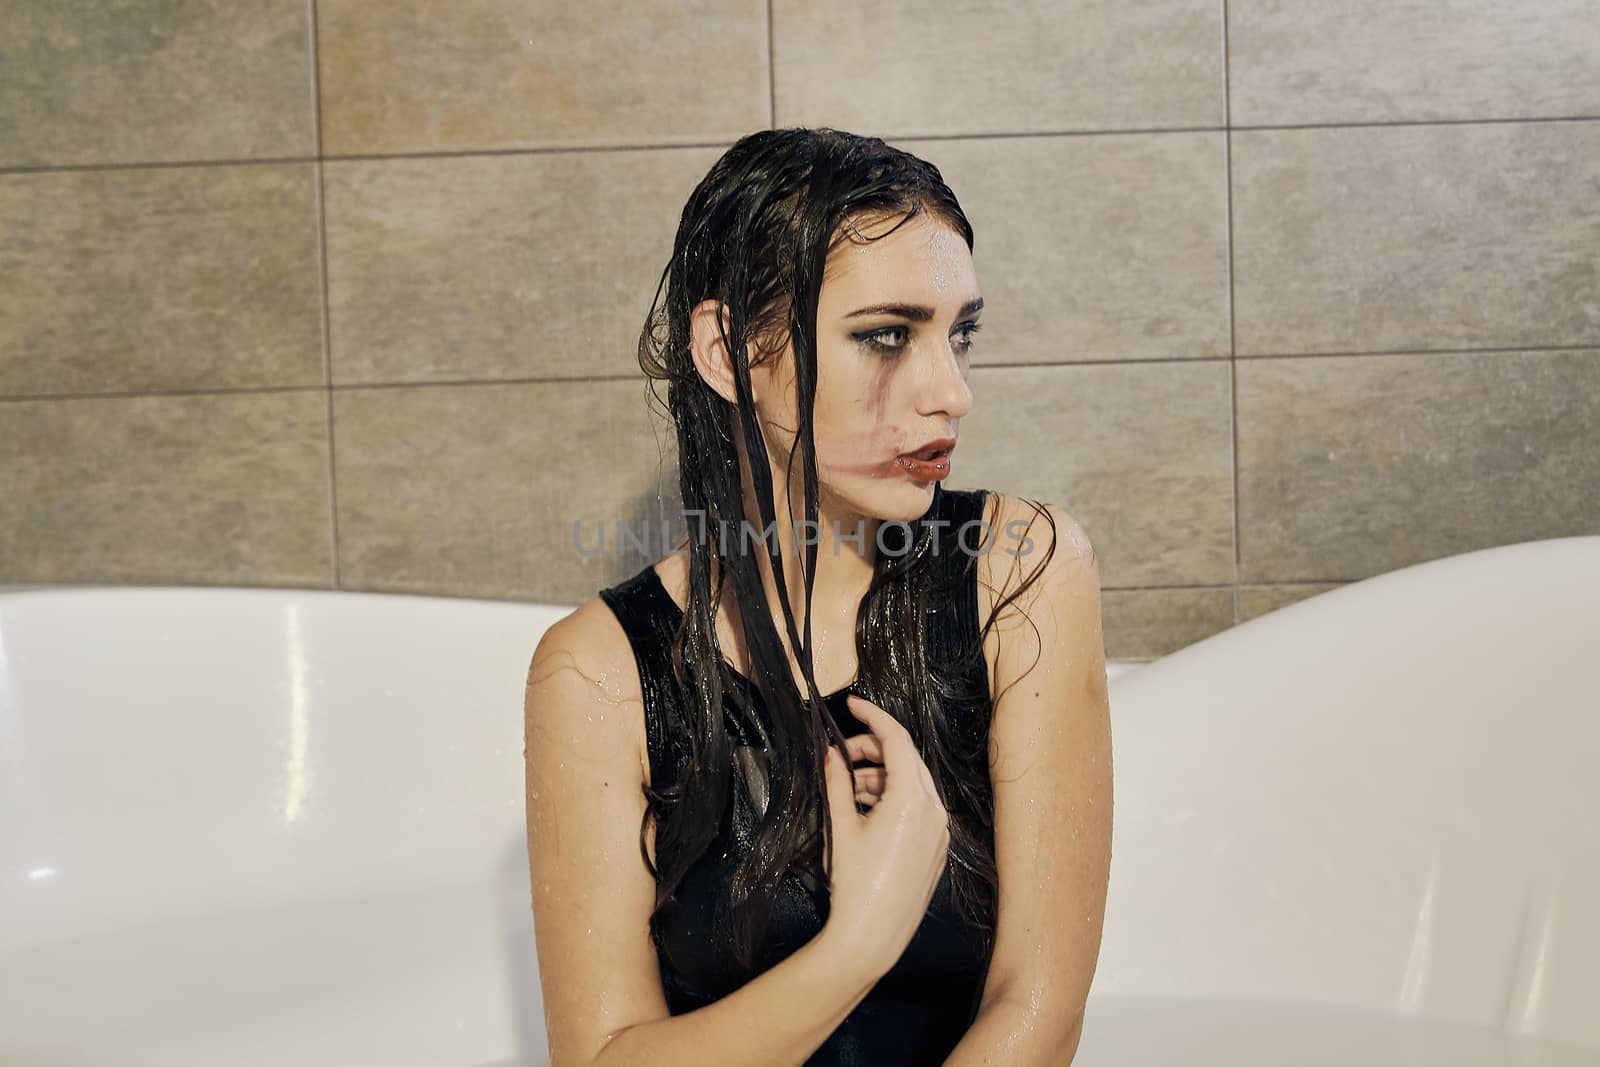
top-left (524, 128), bottom-right (1112, 1066)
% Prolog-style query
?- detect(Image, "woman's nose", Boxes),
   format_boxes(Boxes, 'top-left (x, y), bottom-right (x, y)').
top-left (919, 341), bottom-right (973, 418)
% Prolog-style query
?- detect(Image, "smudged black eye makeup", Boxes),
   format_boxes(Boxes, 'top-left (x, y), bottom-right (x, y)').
top-left (852, 325), bottom-right (911, 353)
top-left (851, 321), bottom-right (983, 356)
top-left (952, 321), bottom-right (982, 355)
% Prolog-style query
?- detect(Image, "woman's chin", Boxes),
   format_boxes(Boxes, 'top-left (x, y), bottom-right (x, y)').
top-left (895, 478), bottom-right (940, 514)
top-left (836, 480), bottom-right (940, 525)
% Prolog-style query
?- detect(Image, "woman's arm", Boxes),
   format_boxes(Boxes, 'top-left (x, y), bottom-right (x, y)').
top-left (595, 926), bottom-right (883, 1067)
top-left (942, 498), bottom-right (1113, 1065)
top-left (525, 602), bottom-right (889, 1067)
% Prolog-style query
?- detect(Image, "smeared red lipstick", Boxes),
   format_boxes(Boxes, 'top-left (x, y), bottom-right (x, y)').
top-left (895, 436), bottom-right (956, 481)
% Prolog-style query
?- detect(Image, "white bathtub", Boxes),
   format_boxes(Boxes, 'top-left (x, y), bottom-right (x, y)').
top-left (1, 537), bottom-right (1596, 1065)
top-left (1081, 535), bottom-right (1600, 1065)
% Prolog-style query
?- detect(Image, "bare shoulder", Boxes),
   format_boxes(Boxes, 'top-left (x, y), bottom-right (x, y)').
top-left (524, 591), bottom-right (650, 789)
top-left (973, 491), bottom-right (1100, 702)
top-left (975, 489), bottom-right (1098, 631)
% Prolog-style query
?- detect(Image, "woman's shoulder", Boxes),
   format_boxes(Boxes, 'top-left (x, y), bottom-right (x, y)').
top-left (526, 589), bottom-right (652, 786)
top-left (962, 488), bottom-right (1091, 558)
top-left (964, 489), bottom-right (1097, 623)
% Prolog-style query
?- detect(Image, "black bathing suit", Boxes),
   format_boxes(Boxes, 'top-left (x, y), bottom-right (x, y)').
top-left (597, 487), bottom-right (997, 1066)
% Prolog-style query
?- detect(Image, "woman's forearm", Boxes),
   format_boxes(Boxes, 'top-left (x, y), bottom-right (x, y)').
top-left (942, 996), bottom-right (1085, 1066)
top-left (589, 924), bottom-right (883, 1067)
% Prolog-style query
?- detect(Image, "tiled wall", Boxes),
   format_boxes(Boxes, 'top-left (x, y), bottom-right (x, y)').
top-left (2, 1), bottom-right (1596, 661)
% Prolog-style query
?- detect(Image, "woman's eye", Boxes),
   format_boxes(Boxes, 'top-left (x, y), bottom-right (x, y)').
top-left (952, 321), bottom-right (983, 355)
top-left (854, 326), bottom-right (910, 354)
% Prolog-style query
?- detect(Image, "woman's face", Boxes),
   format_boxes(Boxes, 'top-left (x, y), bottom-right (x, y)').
top-left (750, 210), bottom-right (980, 529)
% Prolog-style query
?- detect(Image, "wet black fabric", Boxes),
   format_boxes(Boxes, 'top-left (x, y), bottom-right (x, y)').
top-left (597, 487), bottom-right (996, 1065)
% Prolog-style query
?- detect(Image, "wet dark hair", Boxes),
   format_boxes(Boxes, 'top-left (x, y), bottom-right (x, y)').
top-left (634, 127), bottom-right (1058, 981)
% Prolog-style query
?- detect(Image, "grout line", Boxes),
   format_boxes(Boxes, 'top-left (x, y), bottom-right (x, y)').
top-left (972, 342), bottom-right (1600, 364)
top-left (308, 0), bottom-right (341, 588)
top-left (1228, 343), bottom-right (1600, 359)
top-left (766, 0), bottom-right (777, 128)
top-left (1, 154), bottom-right (325, 175)
top-left (1220, 0), bottom-right (1232, 134)
top-left (1226, 113), bottom-right (1600, 132)
top-left (0, 142), bottom-right (740, 176)
top-left (883, 113), bottom-right (1600, 142)
top-left (3, 343), bottom-right (1595, 405)
top-left (0, 385), bottom-right (330, 404)
top-left (7, 115), bottom-right (1600, 176)
top-left (1101, 579), bottom-right (1349, 592)
top-left (1223, 0), bottom-right (1242, 627)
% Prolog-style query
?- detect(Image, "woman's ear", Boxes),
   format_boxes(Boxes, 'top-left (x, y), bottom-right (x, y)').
top-left (689, 299), bottom-right (752, 405)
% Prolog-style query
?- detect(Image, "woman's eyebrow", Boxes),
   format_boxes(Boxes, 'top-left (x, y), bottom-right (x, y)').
top-left (843, 297), bottom-right (985, 321)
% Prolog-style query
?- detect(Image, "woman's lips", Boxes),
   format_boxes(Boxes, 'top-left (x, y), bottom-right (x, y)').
top-left (894, 448), bottom-right (953, 481)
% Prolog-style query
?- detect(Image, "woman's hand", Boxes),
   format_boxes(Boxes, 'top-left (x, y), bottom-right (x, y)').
top-left (819, 694), bottom-right (951, 976)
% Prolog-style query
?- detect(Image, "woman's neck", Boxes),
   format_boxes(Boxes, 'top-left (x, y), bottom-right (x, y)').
top-left (672, 491), bottom-right (879, 689)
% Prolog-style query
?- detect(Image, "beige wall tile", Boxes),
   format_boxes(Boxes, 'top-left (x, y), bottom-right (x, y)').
top-left (324, 148), bottom-right (722, 384)
top-left (1102, 586), bottom-right (1236, 661)
top-left (1237, 350), bottom-right (1600, 583)
top-left (1232, 121), bottom-right (1600, 356)
top-left (0, 391), bottom-right (333, 585)
top-left (774, 0), bottom-right (1223, 136)
top-left (8, 0), bottom-right (1587, 662)
top-left (948, 361), bottom-right (1235, 588)
top-left (0, 165), bottom-right (325, 397)
top-left (1230, 0), bottom-right (1600, 126)
top-left (0, 0), bottom-right (315, 168)
top-left (333, 379), bottom-right (681, 604)
top-left (317, 0), bottom-right (768, 154)
top-left (907, 134), bottom-right (1231, 364)
top-left (1239, 582), bottom-right (1344, 622)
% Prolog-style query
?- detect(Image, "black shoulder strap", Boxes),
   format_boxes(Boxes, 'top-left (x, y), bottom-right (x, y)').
top-left (597, 569), bottom-right (685, 794)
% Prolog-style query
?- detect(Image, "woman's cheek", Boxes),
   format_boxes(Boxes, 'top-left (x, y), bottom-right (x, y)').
top-left (817, 426), bottom-right (904, 481)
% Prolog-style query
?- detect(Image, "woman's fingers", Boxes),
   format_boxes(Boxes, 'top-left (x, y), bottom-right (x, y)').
top-left (844, 694), bottom-right (926, 803)
top-left (842, 731), bottom-right (886, 808)
top-left (843, 731), bottom-right (884, 766)
top-left (850, 766), bottom-right (886, 808)
top-left (821, 745), bottom-right (861, 828)
top-left (844, 695), bottom-right (943, 806)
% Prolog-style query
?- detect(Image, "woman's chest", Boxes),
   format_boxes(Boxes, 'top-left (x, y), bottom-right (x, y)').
top-left (653, 781), bottom-right (989, 1005)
